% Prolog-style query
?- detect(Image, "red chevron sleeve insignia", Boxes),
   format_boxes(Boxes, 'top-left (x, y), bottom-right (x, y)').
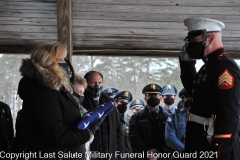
top-left (218, 69), bottom-right (234, 90)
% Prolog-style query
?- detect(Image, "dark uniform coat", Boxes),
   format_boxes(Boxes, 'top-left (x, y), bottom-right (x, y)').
top-left (0, 101), bottom-right (14, 152)
top-left (18, 59), bottom-right (90, 159)
top-left (129, 106), bottom-right (168, 160)
top-left (119, 113), bottom-right (132, 159)
top-left (82, 91), bottom-right (124, 160)
top-left (180, 48), bottom-right (240, 160)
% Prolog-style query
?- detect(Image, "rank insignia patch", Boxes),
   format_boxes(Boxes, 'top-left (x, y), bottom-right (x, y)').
top-left (125, 126), bottom-right (129, 134)
top-left (218, 69), bottom-right (234, 90)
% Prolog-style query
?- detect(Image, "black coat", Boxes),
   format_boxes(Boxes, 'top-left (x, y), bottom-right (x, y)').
top-left (129, 106), bottom-right (168, 160)
top-left (82, 90), bottom-right (124, 160)
top-left (18, 59), bottom-right (90, 159)
top-left (0, 101), bottom-right (14, 152)
top-left (180, 48), bottom-right (240, 160)
top-left (119, 113), bottom-right (131, 159)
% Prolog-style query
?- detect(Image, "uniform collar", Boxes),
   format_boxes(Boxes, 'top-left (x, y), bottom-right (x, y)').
top-left (202, 48), bottom-right (225, 63)
top-left (147, 107), bottom-right (160, 114)
top-left (162, 106), bottom-right (176, 114)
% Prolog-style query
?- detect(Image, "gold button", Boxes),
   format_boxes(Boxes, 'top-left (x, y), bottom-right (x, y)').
top-left (220, 54), bottom-right (223, 57)
top-left (192, 90), bottom-right (194, 93)
top-left (193, 80), bottom-right (195, 84)
top-left (203, 67), bottom-right (206, 70)
top-left (215, 143), bottom-right (219, 146)
top-left (206, 57), bottom-right (208, 61)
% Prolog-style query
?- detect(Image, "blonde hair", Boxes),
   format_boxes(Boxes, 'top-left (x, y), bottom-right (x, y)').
top-left (74, 74), bottom-right (87, 88)
top-left (31, 41), bottom-right (68, 86)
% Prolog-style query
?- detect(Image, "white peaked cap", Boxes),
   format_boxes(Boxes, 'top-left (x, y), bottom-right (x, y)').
top-left (184, 17), bottom-right (225, 32)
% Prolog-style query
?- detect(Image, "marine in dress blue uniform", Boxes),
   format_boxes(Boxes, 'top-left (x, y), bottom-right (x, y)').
top-left (165, 88), bottom-right (190, 153)
top-left (114, 91), bottom-right (133, 159)
top-left (179, 17), bottom-right (240, 160)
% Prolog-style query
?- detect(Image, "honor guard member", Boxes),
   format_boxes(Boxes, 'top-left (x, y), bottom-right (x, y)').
top-left (129, 84), bottom-right (168, 160)
top-left (161, 84), bottom-right (178, 116)
top-left (114, 91), bottom-right (133, 159)
top-left (103, 87), bottom-right (119, 100)
top-left (128, 99), bottom-right (145, 116)
top-left (165, 88), bottom-right (191, 154)
top-left (179, 17), bottom-right (240, 160)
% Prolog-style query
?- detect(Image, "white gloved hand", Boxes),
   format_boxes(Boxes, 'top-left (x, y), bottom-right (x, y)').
top-left (179, 43), bottom-right (195, 61)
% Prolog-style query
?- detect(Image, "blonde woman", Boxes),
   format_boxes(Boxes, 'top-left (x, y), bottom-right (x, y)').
top-left (18, 42), bottom-right (92, 159)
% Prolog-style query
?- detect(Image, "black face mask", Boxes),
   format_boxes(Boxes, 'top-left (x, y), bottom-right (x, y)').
top-left (58, 63), bottom-right (73, 78)
top-left (86, 85), bottom-right (103, 98)
top-left (186, 42), bottom-right (205, 59)
top-left (147, 97), bottom-right (160, 107)
top-left (117, 104), bottom-right (127, 114)
top-left (183, 99), bottom-right (192, 109)
top-left (164, 96), bottom-right (175, 105)
top-left (79, 95), bottom-right (84, 104)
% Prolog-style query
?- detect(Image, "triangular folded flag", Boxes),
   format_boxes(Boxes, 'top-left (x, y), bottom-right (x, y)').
top-left (77, 101), bottom-right (114, 130)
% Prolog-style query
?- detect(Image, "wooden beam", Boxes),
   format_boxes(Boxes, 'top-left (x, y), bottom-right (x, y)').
top-left (0, 45), bottom-right (35, 54)
top-left (1, 46), bottom-right (240, 59)
top-left (57, 0), bottom-right (72, 61)
top-left (72, 49), bottom-right (240, 58)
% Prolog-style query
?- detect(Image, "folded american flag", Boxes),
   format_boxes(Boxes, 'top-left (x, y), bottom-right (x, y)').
top-left (77, 101), bottom-right (114, 130)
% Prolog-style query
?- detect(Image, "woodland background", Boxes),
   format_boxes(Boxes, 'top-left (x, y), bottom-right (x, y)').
top-left (0, 54), bottom-right (198, 126)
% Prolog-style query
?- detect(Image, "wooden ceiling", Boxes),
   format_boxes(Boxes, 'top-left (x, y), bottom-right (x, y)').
top-left (0, 0), bottom-right (240, 58)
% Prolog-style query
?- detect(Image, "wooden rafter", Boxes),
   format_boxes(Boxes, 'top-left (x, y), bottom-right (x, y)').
top-left (57, 0), bottom-right (72, 61)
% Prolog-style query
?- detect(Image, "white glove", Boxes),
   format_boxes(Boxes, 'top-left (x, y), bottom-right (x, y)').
top-left (179, 43), bottom-right (195, 61)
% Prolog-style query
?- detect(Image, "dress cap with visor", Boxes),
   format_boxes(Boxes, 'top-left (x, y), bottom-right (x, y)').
top-left (114, 91), bottom-right (133, 103)
top-left (129, 99), bottom-right (145, 110)
top-left (142, 83), bottom-right (162, 95)
top-left (184, 17), bottom-right (225, 42)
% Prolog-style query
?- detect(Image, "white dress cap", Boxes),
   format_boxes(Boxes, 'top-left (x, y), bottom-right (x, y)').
top-left (184, 17), bottom-right (225, 32)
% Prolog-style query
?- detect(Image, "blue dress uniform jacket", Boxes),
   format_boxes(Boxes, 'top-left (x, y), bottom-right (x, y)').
top-left (129, 106), bottom-right (168, 160)
top-left (180, 48), bottom-right (240, 160)
top-left (165, 108), bottom-right (188, 153)
top-left (162, 106), bottom-right (176, 116)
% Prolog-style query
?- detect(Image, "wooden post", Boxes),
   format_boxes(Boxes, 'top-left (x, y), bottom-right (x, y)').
top-left (57, 0), bottom-right (72, 62)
